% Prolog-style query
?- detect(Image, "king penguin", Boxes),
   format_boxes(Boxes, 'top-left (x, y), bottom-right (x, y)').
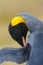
top-left (0, 12), bottom-right (43, 65)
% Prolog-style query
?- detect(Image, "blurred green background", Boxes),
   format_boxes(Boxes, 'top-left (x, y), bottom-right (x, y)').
top-left (0, 0), bottom-right (43, 65)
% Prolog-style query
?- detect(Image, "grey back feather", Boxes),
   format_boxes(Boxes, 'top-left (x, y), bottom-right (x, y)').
top-left (0, 44), bottom-right (31, 64)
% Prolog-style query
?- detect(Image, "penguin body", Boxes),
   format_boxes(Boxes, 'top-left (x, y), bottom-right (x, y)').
top-left (27, 24), bottom-right (43, 65)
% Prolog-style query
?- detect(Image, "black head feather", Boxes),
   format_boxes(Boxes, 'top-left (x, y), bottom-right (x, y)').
top-left (8, 23), bottom-right (28, 46)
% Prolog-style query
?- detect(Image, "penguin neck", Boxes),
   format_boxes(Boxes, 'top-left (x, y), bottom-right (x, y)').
top-left (25, 21), bottom-right (42, 33)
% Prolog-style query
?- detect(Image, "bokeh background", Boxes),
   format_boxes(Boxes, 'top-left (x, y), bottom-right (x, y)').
top-left (0, 0), bottom-right (43, 65)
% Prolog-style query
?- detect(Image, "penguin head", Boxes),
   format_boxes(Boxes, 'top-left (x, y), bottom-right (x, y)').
top-left (8, 16), bottom-right (28, 46)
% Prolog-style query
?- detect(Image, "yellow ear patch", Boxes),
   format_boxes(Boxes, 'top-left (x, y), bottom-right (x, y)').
top-left (11, 16), bottom-right (25, 26)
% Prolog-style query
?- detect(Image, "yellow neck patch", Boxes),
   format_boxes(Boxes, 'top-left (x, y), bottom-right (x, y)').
top-left (11, 16), bottom-right (25, 26)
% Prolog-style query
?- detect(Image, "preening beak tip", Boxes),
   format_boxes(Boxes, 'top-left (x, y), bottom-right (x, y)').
top-left (22, 36), bottom-right (26, 46)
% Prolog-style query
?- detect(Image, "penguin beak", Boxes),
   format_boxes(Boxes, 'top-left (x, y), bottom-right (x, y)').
top-left (22, 36), bottom-right (26, 46)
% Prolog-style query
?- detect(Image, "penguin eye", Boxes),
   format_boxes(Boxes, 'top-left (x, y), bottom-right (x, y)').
top-left (11, 16), bottom-right (25, 26)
